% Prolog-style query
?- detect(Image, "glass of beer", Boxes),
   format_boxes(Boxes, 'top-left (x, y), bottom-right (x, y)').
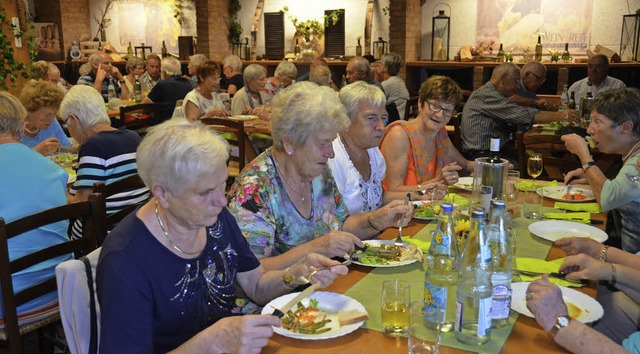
top-left (381, 279), bottom-right (410, 334)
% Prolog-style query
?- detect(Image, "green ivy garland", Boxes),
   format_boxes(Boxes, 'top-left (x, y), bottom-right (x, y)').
top-left (0, 5), bottom-right (36, 90)
top-left (226, 0), bottom-right (242, 44)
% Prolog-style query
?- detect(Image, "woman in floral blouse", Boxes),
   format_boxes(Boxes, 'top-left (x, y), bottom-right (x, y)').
top-left (228, 82), bottom-right (413, 273)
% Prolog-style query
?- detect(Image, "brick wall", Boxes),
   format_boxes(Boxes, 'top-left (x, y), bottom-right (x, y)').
top-left (389, 0), bottom-right (422, 80)
top-left (57, 0), bottom-right (91, 60)
top-left (195, 0), bottom-right (232, 61)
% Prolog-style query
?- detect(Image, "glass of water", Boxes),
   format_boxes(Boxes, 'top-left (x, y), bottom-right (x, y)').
top-left (408, 300), bottom-right (440, 354)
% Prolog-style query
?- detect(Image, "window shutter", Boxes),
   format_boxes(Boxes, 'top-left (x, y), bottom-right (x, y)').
top-left (264, 12), bottom-right (285, 60)
top-left (324, 9), bottom-right (345, 58)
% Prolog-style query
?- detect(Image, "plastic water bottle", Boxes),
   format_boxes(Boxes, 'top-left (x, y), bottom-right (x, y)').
top-left (134, 75), bottom-right (142, 103)
top-left (107, 78), bottom-right (116, 102)
top-left (455, 209), bottom-right (493, 345)
top-left (559, 84), bottom-right (569, 112)
top-left (488, 200), bottom-right (512, 328)
top-left (424, 203), bottom-right (459, 332)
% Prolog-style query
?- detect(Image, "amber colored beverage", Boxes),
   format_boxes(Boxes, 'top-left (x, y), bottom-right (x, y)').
top-left (381, 302), bottom-right (410, 333)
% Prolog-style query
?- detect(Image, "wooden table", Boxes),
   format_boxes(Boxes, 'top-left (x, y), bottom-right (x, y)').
top-left (263, 190), bottom-right (605, 354)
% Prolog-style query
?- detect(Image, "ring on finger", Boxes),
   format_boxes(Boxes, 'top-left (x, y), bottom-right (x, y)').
top-left (526, 291), bottom-right (535, 301)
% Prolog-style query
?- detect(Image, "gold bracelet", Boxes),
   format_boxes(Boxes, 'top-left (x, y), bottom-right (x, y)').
top-left (610, 263), bottom-right (617, 286)
top-left (367, 214), bottom-right (383, 232)
top-left (417, 184), bottom-right (422, 192)
top-left (282, 267), bottom-right (297, 289)
top-left (599, 245), bottom-right (609, 262)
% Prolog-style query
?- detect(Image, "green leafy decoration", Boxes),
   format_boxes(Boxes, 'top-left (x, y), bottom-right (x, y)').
top-left (0, 5), bottom-right (36, 90)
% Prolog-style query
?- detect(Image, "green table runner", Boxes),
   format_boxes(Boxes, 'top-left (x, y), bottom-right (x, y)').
top-left (344, 206), bottom-right (557, 353)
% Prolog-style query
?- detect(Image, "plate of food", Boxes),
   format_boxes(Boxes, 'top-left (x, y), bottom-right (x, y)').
top-left (528, 220), bottom-right (608, 243)
top-left (261, 291), bottom-right (368, 340)
top-left (538, 186), bottom-right (596, 202)
top-left (511, 282), bottom-right (603, 323)
top-left (351, 240), bottom-right (423, 267)
top-left (228, 115), bottom-right (259, 121)
top-left (453, 176), bottom-right (474, 191)
top-left (412, 200), bottom-right (437, 221)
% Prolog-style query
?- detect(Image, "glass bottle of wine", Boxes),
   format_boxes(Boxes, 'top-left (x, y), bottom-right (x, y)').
top-left (561, 43), bottom-right (571, 63)
top-left (534, 35), bottom-right (542, 62)
top-left (488, 132), bottom-right (501, 163)
top-left (497, 43), bottom-right (505, 63)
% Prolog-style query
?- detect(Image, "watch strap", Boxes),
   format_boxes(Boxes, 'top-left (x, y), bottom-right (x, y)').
top-left (582, 161), bottom-right (596, 172)
top-left (548, 316), bottom-right (570, 339)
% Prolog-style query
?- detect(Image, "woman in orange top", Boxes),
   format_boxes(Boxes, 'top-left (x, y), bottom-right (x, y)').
top-left (380, 75), bottom-right (475, 193)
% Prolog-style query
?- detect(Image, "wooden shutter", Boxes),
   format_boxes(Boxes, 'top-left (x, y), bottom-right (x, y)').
top-left (264, 12), bottom-right (284, 60)
top-left (324, 9), bottom-right (345, 58)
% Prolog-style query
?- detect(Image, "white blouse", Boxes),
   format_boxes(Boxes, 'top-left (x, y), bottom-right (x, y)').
top-left (328, 137), bottom-right (386, 214)
top-left (182, 89), bottom-right (225, 116)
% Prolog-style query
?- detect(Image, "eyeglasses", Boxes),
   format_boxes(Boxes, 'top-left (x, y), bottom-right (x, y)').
top-left (427, 100), bottom-right (455, 117)
top-left (60, 114), bottom-right (73, 125)
top-left (528, 72), bottom-right (546, 83)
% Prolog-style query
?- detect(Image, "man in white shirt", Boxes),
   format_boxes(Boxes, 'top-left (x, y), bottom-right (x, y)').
top-left (569, 54), bottom-right (626, 111)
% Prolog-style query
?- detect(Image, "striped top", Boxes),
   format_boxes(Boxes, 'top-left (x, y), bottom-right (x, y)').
top-left (69, 128), bottom-right (148, 239)
top-left (460, 81), bottom-right (537, 152)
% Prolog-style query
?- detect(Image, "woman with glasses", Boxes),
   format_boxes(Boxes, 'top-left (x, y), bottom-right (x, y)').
top-left (183, 61), bottom-right (229, 121)
top-left (380, 75), bottom-right (474, 193)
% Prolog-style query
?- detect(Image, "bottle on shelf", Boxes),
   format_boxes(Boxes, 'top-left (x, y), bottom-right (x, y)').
top-left (356, 39), bottom-right (362, 57)
top-left (107, 77), bottom-right (116, 102)
top-left (559, 84), bottom-right (569, 112)
top-left (127, 42), bottom-right (134, 59)
top-left (488, 131), bottom-right (501, 163)
top-left (161, 40), bottom-right (168, 57)
top-left (497, 43), bottom-right (505, 63)
top-left (341, 74), bottom-right (347, 88)
top-left (98, 41), bottom-right (103, 51)
top-left (134, 75), bottom-right (142, 103)
top-left (561, 43), bottom-right (571, 63)
top-left (424, 203), bottom-right (459, 332)
top-left (568, 91), bottom-right (576, 110)
top-left (455, 209), bottom-right (493, 345)
top-left (294, 39), bottom-right (301, 57)
top-left (488, 200), bottom-right (512, 328)
top-left (534, 35), bottom-right (543, 62)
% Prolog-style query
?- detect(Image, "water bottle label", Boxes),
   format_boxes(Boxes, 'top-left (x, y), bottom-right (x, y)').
top-left (425, 284), bottom-right (447, 324)
top-left (492, 284), bottom-right (512, 320)
top-left (431, 229), bottom-right (450, 253)
top-left (455, 300), bottom-right (463, 332)
top-left (478, 297), bottom-right (493, 336)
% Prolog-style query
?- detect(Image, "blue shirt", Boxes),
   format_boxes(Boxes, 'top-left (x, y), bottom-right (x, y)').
top-left (97, 209), bottom-right (260, 353)
top-left (77, 72), bottom-right (122, 103)
top-left (20, 120), bottom-right (72, 151)
top-left (0, 143), bottom-right (71, 317)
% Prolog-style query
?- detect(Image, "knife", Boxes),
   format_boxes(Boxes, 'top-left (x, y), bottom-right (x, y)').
top-left (272, 282), bottom-right (321, 318)
top-left (512, 269), bottom-right (587, 285)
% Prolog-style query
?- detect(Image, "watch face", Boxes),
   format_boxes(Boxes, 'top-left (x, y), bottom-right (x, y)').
top-left (557, 316), bottom-right (570, 326)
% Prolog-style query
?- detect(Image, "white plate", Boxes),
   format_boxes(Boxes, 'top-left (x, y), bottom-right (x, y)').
top-left (412, 200), bottom-right (437, 221)
top-left (261, 291), bottom-right (366, 340)
top-left (228, 115), bottom-right (258, 121)
top-left (528, 220), bottom-right (608, 243)
top-left (453, 176), bottom-right (474, 191)
top-left (351, 239), bottom-right (423, 268)
top-left (532, 124), bottom-right (556, 131)
top-left (538, 186), bottom-right (596, 202)
top-left (511, 282), bottom-right (604, 323)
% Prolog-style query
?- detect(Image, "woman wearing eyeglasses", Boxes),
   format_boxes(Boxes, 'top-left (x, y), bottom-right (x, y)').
top-left (183, 61), bottom-right (229, 122)
top-left (380, 75), bottom-right (474, 193)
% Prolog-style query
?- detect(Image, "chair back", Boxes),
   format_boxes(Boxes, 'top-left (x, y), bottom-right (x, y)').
top-left (449, 112), bottom-right (463, 152)
top-left (404, 96), bottom-right (419, 120)
top-left (118, 103), bottom-right (163, 136)
top-left (200, 117), bottom-right (257, 176)
top-left (93, 174), bottom-right (149, 245)
top-left (516, 131), bottom-right (581, 180)
top-left (0, 194), bottom-right (102, 353)
top-left (55, 248), bottom-right (101, 354)
top-left (385, 102), bottom-right (400, 125)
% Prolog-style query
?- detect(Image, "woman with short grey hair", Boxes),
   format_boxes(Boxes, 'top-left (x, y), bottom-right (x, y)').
top-left (230, 64), bottom-right (269, 119)
top-left (221, 54), bottom-right (244, 95)
top-left (264, 61), bottom-right (298, 102)
top-left (310, 65), bottom-right (332, 87)
top-left (60, 85), bottom-right (147, 239)
top-left (376, 52), bottom-right (410, 120)
top-left (124, 57), bottom-right (145, 94)
top-left (98, 119), bottom-right (347, 352)
top-left (228, 82), bottom-right (413, 306)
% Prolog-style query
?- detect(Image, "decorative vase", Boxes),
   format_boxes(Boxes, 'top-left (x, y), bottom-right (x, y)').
top-left (100, 26), bottom-right (106, 42)
top-left (356, 39), bottom-right (362, 57)
top-left (294, 31), bottom-right (324, 61)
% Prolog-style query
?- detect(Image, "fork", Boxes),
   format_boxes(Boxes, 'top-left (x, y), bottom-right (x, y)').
top-left (298, 254), bottom-right (352, 284)
top-left (394, 193), bottom-right (411, 246)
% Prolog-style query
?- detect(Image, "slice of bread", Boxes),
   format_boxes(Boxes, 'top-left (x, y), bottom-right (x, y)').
top-left (338, 309), bottom-right (369, 326)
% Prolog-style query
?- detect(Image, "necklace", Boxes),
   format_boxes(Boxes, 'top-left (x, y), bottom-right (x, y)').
top-left (622, 140), bottom-right (640, 162)
top-left (272, 152), bottom-right (310, 201)
top-left (155, 200), bottom-right (203, 256)
top-left (23, 124), bottom-right (40, 135)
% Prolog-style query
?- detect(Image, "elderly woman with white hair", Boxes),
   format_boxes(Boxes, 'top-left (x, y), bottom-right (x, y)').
top-left (230, 64), bottom-right (270, 120)
top-left (328, 81), bottom-right (430, 214)
top-left (186, 53), bottom-right (209, 88)
top-left (60, 85), bottom-right (147, 239)
top-left (97, 119), bottom-right (347, 352)
top-left (263, 61), bottom-right (298, 102)
top-left (142, 56), bottom-right (193, 122)
top-left (221, 54), bottom-right (244, 95)
top-left (228, 82), bottom-right (412, 272)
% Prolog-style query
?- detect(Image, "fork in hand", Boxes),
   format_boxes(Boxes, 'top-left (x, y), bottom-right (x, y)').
top-left (394, 193), bottom-right (411, 246)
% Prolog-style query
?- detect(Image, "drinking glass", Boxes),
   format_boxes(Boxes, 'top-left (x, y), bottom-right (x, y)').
top-left (381, 279), bottom-right (410, 334)
top-left (523, 187), bottom-right (543, 219)
top-left (408, 300), bottom-right (440, 354)
top-left (505, 170), bottom-right (520, 206)
top-left (527, 154), bottom-right (543, 181)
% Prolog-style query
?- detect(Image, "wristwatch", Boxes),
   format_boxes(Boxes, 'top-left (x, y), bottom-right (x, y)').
top-left (582, 161), bottom-right (596, 172)
top-left (548, 315), bottom-right (571, 339)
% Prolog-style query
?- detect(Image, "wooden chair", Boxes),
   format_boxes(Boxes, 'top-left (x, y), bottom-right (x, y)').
top-left (515, 131), bottom-right (581, 180)
top-left (0, 194), bottom-right (102, 353)
top-left (118, 103), bottom-right (163, 136)
top-left (93, 174), bottom-right (150, 245)
top-left (200, 117), bottom-right (257, 180)
top-left (385, 102), bottom-right (400, 125)
top-left (404, 96), bottom-right (419, 120)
